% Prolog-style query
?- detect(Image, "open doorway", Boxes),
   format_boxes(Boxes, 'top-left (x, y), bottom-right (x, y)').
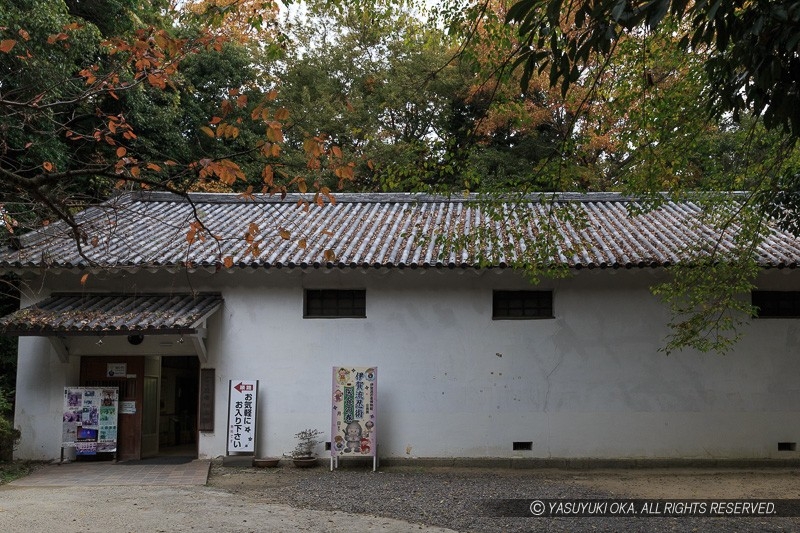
top-left (159, 356), bottom-right (199, 457)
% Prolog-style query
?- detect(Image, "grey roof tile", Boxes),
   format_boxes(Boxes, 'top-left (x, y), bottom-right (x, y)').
top-left (0, 292), bottom-right (223, 335)
top-left (1, 191), bottom-right (799, 270)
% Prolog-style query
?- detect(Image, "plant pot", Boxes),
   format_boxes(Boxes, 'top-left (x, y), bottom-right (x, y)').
top-left (292, 457), bottom-right (318, 468)
top-left (252, 457), bottom-right (280, 468)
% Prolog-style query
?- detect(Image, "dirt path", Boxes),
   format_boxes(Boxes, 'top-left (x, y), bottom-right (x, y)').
top-left (0, 483), bottom-right (459, 533)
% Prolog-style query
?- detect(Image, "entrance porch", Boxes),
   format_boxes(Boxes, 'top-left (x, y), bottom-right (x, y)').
top-left (0, 292), bottom-right (222, 461)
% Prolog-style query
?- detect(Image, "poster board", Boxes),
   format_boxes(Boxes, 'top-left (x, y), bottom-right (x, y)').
top-left (63, 387), bottom-right (119, 456)
top-left (331, 366), bottom-right (377, 471)
top-left (227, 380), bottom-right (258, 454)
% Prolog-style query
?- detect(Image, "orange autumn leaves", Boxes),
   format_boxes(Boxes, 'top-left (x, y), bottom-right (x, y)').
top-left (1, 11), bottom-right (348, 270)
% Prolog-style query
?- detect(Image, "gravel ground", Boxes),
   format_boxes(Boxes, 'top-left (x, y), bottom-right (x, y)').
top-left (3, 462), bottom-right (799, 532)
top-left (209, 463), bottom-right (800, 532)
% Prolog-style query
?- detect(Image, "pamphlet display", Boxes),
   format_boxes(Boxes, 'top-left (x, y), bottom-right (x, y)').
top-left (63, 387), bottom-right (119, 456)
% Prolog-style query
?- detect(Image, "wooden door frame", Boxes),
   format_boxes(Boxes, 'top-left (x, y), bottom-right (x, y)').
top-left (141, 356), bottom-right (161, 458)
top-left (79, 356), bottom-right (144, 461)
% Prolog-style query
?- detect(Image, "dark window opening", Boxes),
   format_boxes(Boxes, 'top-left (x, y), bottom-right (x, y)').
top-left (304, 289), bottom-right (366, 318)
top-left (778, 442), bottom-right (796, 451)
top-left (752, 291), bottom-right (800, 318)
top-left (493, 290), bottom-right (553, 319)
top-left (513, 441), bottom-right (533, 451)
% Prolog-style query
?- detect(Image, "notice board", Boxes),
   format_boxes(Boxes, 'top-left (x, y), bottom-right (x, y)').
top-left (331, 367), bottom-right (377, 462)
top-left (63, 387), bottom-right (119, 455)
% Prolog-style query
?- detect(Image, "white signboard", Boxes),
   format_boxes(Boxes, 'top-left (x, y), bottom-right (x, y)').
top-left (227, 380), bottom-right (258, 454)
top-left (106, 363), bottom-right (127, 377)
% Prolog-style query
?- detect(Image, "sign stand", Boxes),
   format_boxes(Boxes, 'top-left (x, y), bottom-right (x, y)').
top-left (226, 380), bottom-right (258, 458)
top-left (330, 366), bottom-right (377, 471)
top-left (61, 387), bottom-right (119, 462)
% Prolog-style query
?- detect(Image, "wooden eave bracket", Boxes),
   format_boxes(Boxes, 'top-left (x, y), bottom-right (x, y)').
top-left (191, 326), bottom-right (208, 364)
top-left (48, 336), bottom-right (70, 363)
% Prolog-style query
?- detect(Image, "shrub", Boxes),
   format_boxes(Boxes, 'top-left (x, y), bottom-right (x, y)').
top-left (0, 388), bottom-right (19, 462)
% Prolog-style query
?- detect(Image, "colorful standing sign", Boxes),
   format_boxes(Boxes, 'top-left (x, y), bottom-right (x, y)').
top-left (331, 366), bottom-right (377, 471)
top-left (63, 387), bottom-right (119, 456)
top-left (227, 380), bottom-right (258, 454)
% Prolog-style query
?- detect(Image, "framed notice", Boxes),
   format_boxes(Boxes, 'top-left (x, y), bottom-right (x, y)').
top-left (106, 363), bottom-right (126, 377)
top-left (63, 387), bottom-right (118, 455)
top-left (199, 368), bottom-right (215, 432)
top-left (227, 380), bottom-right (258, 454)
top-left (331, 366), bottom-right (377, 471)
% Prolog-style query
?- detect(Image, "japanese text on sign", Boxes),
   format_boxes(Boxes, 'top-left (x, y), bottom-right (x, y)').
top-left (332, 367), bottom-right (376, 458)
top-left (227, 380), bottom-right (258, 454)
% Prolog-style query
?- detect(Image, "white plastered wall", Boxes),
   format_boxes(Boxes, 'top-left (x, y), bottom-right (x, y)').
top-left (13, 289), bottom-right (80, 460)
top-left (12, 266), bottom-right (800, 461)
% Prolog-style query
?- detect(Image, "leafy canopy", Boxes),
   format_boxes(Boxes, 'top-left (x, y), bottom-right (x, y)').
top-left (506, 0), bottom-right (800, 138)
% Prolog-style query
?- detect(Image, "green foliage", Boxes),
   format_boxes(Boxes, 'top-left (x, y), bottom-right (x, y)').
top-left (0, 287), bottom-right (18, 397)
top-left (0, 0), bottom-right (183, 228)
top-left (63, 0), bottom-right (173, 37)
top-left (0, 0), bottom-right (174, 181)
top-left (650, 197), bottom-right (764, 354)
top-left (0, 1), bottom-right (102, 177)
top-left (131, 37), bottom-right (268, 185)
top-left (0, 0), bottom-right (279, 225)
top-left (0, 461), bottom-right (37, 484)
top-left (1, 0), bottom-right (797, 356)
top-left (506, 0), bottom-right (800, 138)
top-left (0, 280), bottom-right (18, 462)
top-left (425, 195), bottom-right (581, 280)
top-left (433, 1), bottom-right (800, 353)
top-left (275, 0), bottom-right (581, 193)
top-left (652, 258), bottom-right (758, 355)
top-left (275, 0), bottom-right (467, 191)
top-left (0, 387), bottom-right (19, 462)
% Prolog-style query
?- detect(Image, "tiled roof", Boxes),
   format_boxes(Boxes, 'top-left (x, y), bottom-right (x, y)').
top-left (0, 292), bottom-right (223, 335)
top-left (1, 191), bottom-right (799, 270)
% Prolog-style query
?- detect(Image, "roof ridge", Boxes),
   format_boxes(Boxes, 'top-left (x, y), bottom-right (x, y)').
top-left (48, 291), bottom-right (223, 297)
top-left (128, 191), bottom-right (638, 204)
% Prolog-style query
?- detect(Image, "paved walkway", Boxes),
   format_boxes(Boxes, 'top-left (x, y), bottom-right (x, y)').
top-left (1, 466), bottom-right (458, 533)
top-left (10, 459), bottom-right (211, 486)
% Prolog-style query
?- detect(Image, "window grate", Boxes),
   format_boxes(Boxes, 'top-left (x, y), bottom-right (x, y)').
top-left (493, 290), bottom-right (553, 319)
top-left (752, 291), bottom-right (800, 318)
top-left (304, 289), bottom-right (366, 318)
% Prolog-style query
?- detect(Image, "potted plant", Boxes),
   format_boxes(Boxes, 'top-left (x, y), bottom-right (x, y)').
top-left (252, 457), bottom-right (280, 468)
top-left (291, 428), bottom-right (323, 467)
